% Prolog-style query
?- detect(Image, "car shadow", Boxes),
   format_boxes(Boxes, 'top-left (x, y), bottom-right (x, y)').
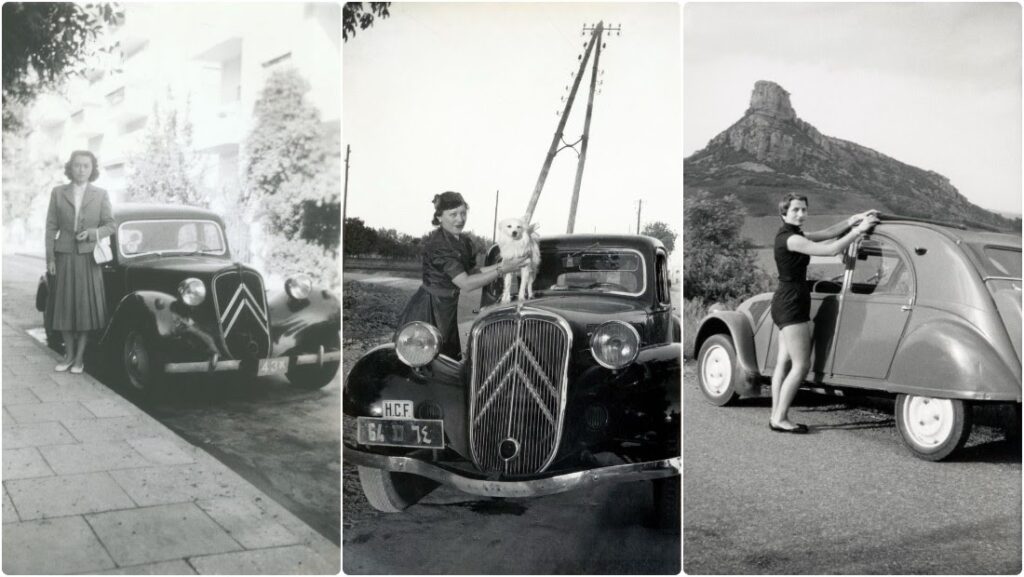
top-left (951, 439), bottom-right (1022, 463)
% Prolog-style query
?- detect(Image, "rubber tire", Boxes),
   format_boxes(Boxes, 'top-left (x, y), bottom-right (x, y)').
top-left (286, 335), bottom-right (341, 390)
top-left (696, 334), bottom-right (741, 406)
top-left (652, 476), bottom-right (680, 533)
top-left (895, 394), bottom-right (972, 461)
top-left (120, 328), bottom-right (164, 393)
top-left (357, 466), bottom-right (439, 513)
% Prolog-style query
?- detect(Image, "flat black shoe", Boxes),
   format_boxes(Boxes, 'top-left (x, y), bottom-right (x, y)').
top-left (769, 422), bottom-right (809, 434)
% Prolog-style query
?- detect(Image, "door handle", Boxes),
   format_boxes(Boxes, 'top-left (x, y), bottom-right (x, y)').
top-left (900, 305), bottom-right (912, 312)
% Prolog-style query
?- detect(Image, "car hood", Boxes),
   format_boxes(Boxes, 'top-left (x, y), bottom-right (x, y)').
top-left (476, 294), bottom-right (650, 348)
top-left (123, 257), bottom-right (256, 294)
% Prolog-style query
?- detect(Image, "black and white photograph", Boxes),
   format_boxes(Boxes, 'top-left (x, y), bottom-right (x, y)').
top-left (342, 2), bottom-right (681, 574)
top-left (683, 2), bottom-right (1021, 574)
top-left (2, 2), bottom-right (341, 573)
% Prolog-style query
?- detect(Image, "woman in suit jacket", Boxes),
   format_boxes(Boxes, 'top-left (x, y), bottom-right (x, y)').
top-left (45, 150), bottom-right (115, 374)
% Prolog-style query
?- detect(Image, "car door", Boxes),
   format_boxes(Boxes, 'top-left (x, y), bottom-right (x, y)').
top-left (830, 236), bottom-right (915, 379)
top-left (762, 265), bottom-right (843, 382)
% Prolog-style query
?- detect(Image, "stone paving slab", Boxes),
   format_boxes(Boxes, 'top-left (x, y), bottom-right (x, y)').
top-left (6, 400), bottom-right (97, 423)
top-left (31, 379), bottom-right (111, 402)
top-left (62, 415), bottom-right (174, 443)
top-left (3, 447), bottom-right (55, 479)
top-left (2, 386), bottom-right (41, 405)
top-left (110, 463), bottom-right (246, 507)
top-left (93, 559), bottom-right (198, 574)
top-left (3, 486), bottom-right (19, 524)
top-left (82, 397), bottom-right (144, 418)
top-left (127, 437), bottom-right (197, 466)
top-left (196, 496), bottom-right (300, 550)
top-left (86, 503), bottom-right (243, 567)
top-left (2, 516), bottom-right (117, 574)
top-left (189, 544), bottom-right (336, 574)
top-left (6, 471), bottom-right (136, 521)
top-left (3, 421), bottom-right (76, 448)
top-left (40, 440), bottom-right (152, 475)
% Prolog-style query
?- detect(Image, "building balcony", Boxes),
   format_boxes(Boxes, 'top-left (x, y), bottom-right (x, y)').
top-left (192, 100), bottom-right (246, 152)
top-left (106, 85), bottom-right (153, 124)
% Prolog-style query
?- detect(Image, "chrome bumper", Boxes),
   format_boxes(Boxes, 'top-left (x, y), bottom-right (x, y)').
top-left (163, 348), bottom-right (341, 374)
top-left (343, 446), bottom-right (680, 498)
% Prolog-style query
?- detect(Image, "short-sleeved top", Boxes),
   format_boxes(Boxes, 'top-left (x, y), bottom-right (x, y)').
top-left (774, 223), bottom-right (810, 283)
top-left (421, 228), bottom-right (476, 291)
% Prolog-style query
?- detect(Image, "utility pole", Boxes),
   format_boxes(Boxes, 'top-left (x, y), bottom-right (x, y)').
top-left (636, 199), bottom-right (642, 235)
top-left (343, 145), bottom-right (351, 225)
top-left (566, 22), bottom-right (607, 234)
top-left (524, 22), bottom-right (604, 223)
top-left (492, 190), bottom-right (499, 242)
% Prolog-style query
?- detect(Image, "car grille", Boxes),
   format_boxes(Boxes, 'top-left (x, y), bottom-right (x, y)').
top-left (212, 269), bottom-right (270, 360)
top-left (469, 310), bottom-right (571, 477)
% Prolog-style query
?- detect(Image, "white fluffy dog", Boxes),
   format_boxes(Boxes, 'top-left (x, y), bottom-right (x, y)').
top-left (497, 217), bottom-right (541, 304)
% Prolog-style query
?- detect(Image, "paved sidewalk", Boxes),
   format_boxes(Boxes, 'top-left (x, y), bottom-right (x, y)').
top-left (1, 319), bottom-right (340, 574)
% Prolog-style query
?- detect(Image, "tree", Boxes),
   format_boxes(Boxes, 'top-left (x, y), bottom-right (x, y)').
top-left (124, 98), bottom-right (208, 207)
top-left (641, 221), bottom-right (677, 253)
top-left (2, 123), bottom-right (62, 249)
top-left (684, 190), bottom-right (770, 302)
top-left (244, 67), bottom-right (328, 240)
top-left (343, 2), bottom-right (391, 41)
top-left (2, 2), bottom-right (121, 131)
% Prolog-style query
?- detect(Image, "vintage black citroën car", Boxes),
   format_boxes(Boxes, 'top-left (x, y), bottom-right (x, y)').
top-left (344, 234), bottom-right (681, 528)
top-left (36, 203), bottom-right (341, 391)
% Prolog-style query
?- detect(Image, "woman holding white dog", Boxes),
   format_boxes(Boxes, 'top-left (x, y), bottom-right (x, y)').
top-left (396, 191), bottom-right (530, 360)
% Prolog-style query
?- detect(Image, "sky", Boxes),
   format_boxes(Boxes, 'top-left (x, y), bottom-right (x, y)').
top-left (343, 2), bottom-right (681, 239)
top-left (684, 2), bottom-right (1022, 216)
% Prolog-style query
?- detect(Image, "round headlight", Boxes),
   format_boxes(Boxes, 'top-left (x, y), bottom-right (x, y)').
top-left (590, 321), bottom-right (640, 370)
top-left (177, 277), bottom-right (206, 306)
top-left (285, 274), bottom-right (313, 300)
top-left (394, 322), bottom-right (442, 368)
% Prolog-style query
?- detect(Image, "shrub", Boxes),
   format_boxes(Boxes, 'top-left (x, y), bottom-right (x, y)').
top-left (684, 190), bottom-right (772, 302)
top-left (262, 233), bottom-right (339, 291)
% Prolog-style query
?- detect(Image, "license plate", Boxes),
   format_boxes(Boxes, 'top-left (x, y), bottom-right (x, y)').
top-left (382, 400), bottom-right (414, 419)
top-left (357, 417), bottom-right (444, 449)
top-left (258, 357), bottom-right (289, 376)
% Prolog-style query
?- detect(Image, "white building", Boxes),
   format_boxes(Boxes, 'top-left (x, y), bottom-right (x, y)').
top-left (30, 2), bottom-right (340, 206)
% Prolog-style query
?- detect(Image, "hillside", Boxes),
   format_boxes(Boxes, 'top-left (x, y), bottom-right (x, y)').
top-left (685, 81), bottom-right (1019, 232)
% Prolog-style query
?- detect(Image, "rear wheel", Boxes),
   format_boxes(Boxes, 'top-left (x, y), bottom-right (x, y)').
top-left (357, 466), bottom-right (439, 513)
top-left (895, 394), bottom-right (972, 461)
top-left (696, 334), bottom-right (741, 406)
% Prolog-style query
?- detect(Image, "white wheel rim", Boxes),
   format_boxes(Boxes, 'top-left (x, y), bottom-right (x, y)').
top-left (701, 345), bottom-right (732, 397)
top-left (902, 396), bottom-right (955, 449)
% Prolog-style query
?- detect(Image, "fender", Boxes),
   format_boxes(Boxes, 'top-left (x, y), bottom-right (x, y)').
top-left (693, 311), bottom-right (760, 385)
top-left (890, 319), bottom-right (1022, 402)
top-left (99, 290), bottom-right (185, 346)
top-left (344, 345), bottom-right (471, 459)
top-left (267, 288), bottom-right (341, 357)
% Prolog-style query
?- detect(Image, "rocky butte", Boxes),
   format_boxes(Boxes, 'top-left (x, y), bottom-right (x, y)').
top-left (685, 80), bottom-right (1018, 232)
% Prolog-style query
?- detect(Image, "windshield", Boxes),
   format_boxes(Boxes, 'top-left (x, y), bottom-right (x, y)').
top-left (534, 249), bottom-right (646, 296)
top-left (118, 219), bottom-right (227, 258)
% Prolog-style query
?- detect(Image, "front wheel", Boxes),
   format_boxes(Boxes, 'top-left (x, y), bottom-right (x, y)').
top-left (357, 466), bottom-right (439, 513)
top-left (286, 335), bottom-right (341, 390)
top-left (120, 328), bottom-right (164, 393)
top-left (696, 334), bottom-right (741, 406)
top-left (895, 394), bottom-right (972, 461)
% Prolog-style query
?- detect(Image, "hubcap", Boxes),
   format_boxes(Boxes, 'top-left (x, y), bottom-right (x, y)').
top-left (701, 345), bottom-right (732, 397)
top-left (125, 333), bottom-right (149, 389)
top-left (902, 396), bottom-right (954, 448)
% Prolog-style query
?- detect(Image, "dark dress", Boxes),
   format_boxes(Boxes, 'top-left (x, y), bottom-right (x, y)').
top-left (397, 228), bottom-right (476, 360)
top-left (770, 223), bottom-right (811, 328)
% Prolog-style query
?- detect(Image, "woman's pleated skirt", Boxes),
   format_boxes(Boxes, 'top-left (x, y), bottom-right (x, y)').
top-left (47, 252), bottom-right (107, 331)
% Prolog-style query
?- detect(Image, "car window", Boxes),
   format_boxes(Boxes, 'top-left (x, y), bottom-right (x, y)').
top-left (535, 249), bottom-right (646, 296)
top-left (849, 239), bottom-right (912, 296)
top-left (655, 252), bottom-right (671, 305)
top-left (119, 220), bottom-right (227, 257)
top-left (982, 247), bottom-right (1022, 279)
